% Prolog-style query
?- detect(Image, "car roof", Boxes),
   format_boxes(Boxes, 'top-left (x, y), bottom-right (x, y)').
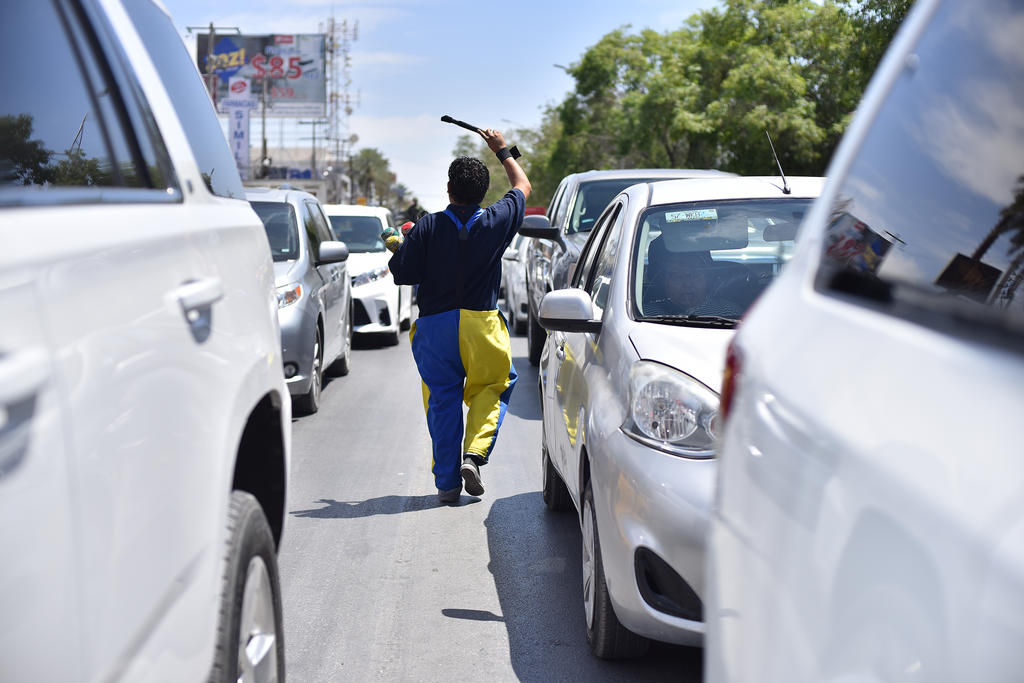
top-left (566, 168), bottom-right (735, 184)
top-left (320, 203), bottom-right (391, 217)
top-left (642, 176), bottom-right (826, 206)
top-left (244, 186), bottom-right (319, 203)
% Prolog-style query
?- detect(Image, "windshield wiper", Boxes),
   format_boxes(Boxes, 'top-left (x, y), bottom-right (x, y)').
top-left (640, 314), bottom-right (738, 328)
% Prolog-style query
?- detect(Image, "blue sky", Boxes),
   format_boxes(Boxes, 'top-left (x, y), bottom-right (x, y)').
top-left (162, 0), bottom-right (722, 210)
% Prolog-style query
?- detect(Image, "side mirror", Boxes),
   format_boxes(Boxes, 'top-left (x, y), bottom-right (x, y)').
top-left (539, 289), bottom-right (602, 334)
top-left (318, 240), bottom-right (349, 264)
top-left (502, 245), bottom-right (519, 261)
top-left (518, 214), bottom-right (564, 247)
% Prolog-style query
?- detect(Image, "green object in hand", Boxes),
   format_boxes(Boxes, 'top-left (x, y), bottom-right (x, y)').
top-left (381, 227), bottom-right (403, 253)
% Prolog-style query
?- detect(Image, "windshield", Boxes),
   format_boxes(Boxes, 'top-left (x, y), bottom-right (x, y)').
top-left (328, 215), bottom-right (386, 253)
top-left (633, 197), bottom-right (814, 321)
top-left (569, 178), bottom-right (662, 234)
top-left (251, 201), bottom-right (300, 262)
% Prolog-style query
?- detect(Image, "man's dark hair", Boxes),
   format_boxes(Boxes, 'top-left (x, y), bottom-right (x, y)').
top-left (448, 156), bottom-right (489, 205)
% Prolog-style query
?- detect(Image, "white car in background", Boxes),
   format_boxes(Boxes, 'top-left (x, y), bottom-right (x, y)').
top-left (500, 233), bottom-right (529, 334)
top-left (536, 175), bottom-right (823, 658)
top-left (322, 204), bottom-right (413, 345)
top-left (706, 1), bottom-right (1024, 681)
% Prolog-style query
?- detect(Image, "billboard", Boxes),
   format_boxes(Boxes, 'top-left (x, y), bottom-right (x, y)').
top-left (196, 33), bottom-right (326, 117)
top-left (823, 211), bottom-right (893, 274)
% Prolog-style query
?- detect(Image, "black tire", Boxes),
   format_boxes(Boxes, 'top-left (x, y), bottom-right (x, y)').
top-left (294, 328), bottom-right (322, 415)
top-left (506, 289), bottom-right (527, 336)
top-left (527, 303), bottom-right (545, 366)
top-left (513, 308), bottom-right (527, 336)
top-left (208, 491), bottom-right (285, 683)
top-left (542, 425), bottom-right (572, 511)
top-left (327, 305), bottom-right (353, 378)
top-left (582, 484), bottom-right (650, 659)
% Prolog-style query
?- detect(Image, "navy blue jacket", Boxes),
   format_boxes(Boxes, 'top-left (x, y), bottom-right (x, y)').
top-left (389, 189), bottom-right (526, 316)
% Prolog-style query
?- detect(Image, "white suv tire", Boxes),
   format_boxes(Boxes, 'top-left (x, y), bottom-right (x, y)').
top-left (208, 491), bottom-right (286, 683)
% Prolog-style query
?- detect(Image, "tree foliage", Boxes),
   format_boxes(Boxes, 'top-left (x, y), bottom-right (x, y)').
top-left (515, 0), bottom-right (911, 201)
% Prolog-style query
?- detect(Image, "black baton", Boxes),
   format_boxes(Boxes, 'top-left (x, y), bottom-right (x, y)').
top-left (441, 115), bottom-right (521, 159)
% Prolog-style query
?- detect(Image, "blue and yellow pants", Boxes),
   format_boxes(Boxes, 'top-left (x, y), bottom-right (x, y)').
top-left (410, 308), bottom-right (517, 491)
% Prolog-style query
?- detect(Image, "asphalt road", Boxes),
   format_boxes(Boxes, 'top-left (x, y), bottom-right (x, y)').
top-left (277, 315), bottom-right (702, 682)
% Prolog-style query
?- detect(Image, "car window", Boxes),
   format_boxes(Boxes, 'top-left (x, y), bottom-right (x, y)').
top-left (573, 201), bottom-right (621, 289)
top-left (635, 198), bottom-right (812, 320)
top-left (122, 0), bottom-right (245, 200)
top-left (547, 180), bottom-right (567, 228)
top-left (585, 203), bottom-right (627, 316)
top-left (814, 0), bottom-right (1024, 342)
top-left (0, 0), bottom-right (152, 202)
top-left (328, 214), bottom-right (386, 253)
top-left (251, 201), bottom-right (300, 262)
top-left (305, 200), bottom-right (334, 243)
top-left (569, 178), bottom-right (658, 234)
top-left (300, 200), bottom-right (322, 258)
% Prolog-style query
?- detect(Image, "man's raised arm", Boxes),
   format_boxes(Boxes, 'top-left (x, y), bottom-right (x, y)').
top-left (478, 128), bottom-right (531, 200)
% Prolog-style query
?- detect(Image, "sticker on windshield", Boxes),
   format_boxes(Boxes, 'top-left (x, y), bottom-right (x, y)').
top-left (666, 209), bottom-right (718, 223)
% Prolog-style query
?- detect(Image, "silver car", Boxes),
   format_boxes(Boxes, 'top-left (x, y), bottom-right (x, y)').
top-left (538, 175), bottom-right (824, 657)
top-left (248, 186), bottom-right (353, 415)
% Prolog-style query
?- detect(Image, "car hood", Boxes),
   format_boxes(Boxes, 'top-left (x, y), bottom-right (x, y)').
top-left (628, 321), bottom-right (734, 392)
top-left (273, 260), bottom-right (304, 287)
top-left (346, 250), bottom-right (389, 276)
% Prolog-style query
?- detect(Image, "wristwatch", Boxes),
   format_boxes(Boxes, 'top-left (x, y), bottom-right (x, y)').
top-left (496, 145), bottom-right (521, 162)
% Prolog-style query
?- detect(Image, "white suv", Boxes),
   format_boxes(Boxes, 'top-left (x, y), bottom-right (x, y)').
top-left (1, 1), bottom-right (289, 681)
top-left (706, 1), bottom-right (1024, 681)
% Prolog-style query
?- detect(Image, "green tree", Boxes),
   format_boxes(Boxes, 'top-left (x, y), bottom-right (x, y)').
top-left (843, 0), bottom-right (914, 93)
top-left (0, 114), bottom-right (54, 185)
top-left (534, 0), bottom-right (910, 183)
top-left (350, 147), bottom-right (393, 205)
top-left (451, 125), bottom-right (540, 207)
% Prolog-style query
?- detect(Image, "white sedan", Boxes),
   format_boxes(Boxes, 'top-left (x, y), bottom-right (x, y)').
top-left (537, 175), bottom-right (824, 658)
top-left (500, 233), bottom-right (529, 334)
top-left (322, 204), bottom-right (414, 345)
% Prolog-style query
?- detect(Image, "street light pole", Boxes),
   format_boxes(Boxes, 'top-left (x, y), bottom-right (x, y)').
top-left (298, 119), bottom-right (329, 177)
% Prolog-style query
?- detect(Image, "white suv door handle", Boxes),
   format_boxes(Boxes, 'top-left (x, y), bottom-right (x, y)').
top-left (0, 348), bottom-right (49, 405)
top-left (174, 277), bottom-right (223, 314)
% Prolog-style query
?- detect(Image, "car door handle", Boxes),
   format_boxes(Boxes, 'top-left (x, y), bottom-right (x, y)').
top-left (555, 342), bottom-right (566, 361)
top-left (0, 348), bottom-right (49, 406)
top-left (173, 277), bottom-right (223, 315)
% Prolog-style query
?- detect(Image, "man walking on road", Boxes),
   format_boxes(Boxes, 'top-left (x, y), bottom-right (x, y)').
top-left (387, 127), bottom-right (531, 504)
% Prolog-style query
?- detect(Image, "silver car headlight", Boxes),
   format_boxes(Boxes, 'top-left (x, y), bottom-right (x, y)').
top-left (621, 360), bottom-right (719, 458)
top-left (276, 282), bottom-right (302, 309)
top-left (351, 266), bottom-right (388, 288)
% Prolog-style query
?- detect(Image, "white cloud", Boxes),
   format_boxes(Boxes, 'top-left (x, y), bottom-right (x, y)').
top-left (352, 51), bottom-right (426, 68)
top-left (919, 83), bottom-right (1024, 208)
top-left (349, 113), bottom-right (465, 211)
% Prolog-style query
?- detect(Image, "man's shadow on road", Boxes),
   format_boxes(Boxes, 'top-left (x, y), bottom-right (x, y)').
top-left (290, 494), bottom-right (482, 519)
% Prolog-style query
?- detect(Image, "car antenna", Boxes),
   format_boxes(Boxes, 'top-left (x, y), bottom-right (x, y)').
top-left (764, 130), bottom-right (791, 195)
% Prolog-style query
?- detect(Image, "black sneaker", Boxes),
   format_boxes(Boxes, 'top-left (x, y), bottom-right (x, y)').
top-left (460, 457), bottom-right (484, 496)
top-left (438, 486), bottom-right (461, 505)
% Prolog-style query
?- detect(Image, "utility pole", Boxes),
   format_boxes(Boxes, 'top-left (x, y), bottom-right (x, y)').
top-left (298, 120), bottom-right (328, 176)
top-left (185, 23), bottom-right (241, 105)
top-left (321, 15), bottom-right (358, 183)
top-left (260, 77), bottom-right (270, 177)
